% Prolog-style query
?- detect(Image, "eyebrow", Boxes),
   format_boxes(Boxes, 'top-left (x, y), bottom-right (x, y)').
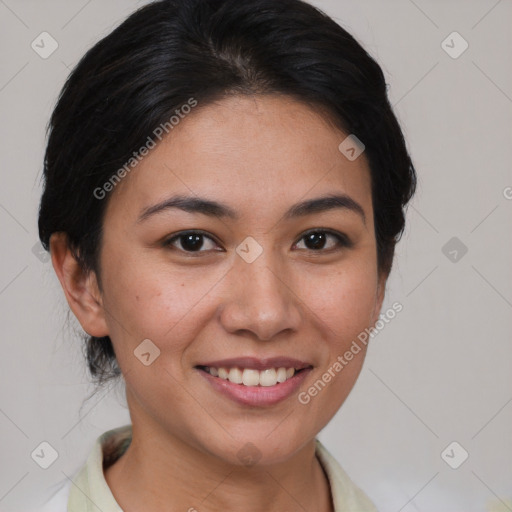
top-left (136, 193), bottom-right (366, 224)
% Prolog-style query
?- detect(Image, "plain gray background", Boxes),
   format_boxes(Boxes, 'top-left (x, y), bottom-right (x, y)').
top-left (0, 0), bottom-right (511, 511)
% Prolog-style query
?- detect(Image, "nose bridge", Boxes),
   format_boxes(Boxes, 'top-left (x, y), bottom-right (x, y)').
top-left (242, 251), bottom-right (285, 303)
top-left (219, 240), bottom-right (302, 340)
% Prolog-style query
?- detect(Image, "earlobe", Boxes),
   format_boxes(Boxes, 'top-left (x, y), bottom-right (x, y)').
top-left (49, 232), bottom-right (109, 338)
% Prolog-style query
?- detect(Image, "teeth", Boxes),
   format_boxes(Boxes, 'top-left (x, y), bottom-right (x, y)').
top-left (242, 369), bottom-right (260, 386)
top-left (228, 367), bottom-right (243, 384)
top-left (276, 367), bottom-right (287, 383)
top-left (259, 368), bottom-right (277, 387)
top-left (206, 366), bottom-right (298, 386)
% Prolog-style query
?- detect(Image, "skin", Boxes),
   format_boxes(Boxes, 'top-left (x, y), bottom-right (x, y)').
top-left (50, 94), bottom-right (386, 512)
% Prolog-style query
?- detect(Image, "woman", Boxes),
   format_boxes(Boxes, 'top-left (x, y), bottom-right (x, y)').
top-left (38, 0), bottom-right (416, 510)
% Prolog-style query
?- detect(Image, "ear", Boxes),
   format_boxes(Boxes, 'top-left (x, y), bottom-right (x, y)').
top-left (49, 232), bottom-right (109, 338)
top-left (370, 272), bottom-right (387, 326)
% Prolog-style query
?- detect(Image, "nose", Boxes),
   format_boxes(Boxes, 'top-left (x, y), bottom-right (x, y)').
top-left (218, 248), bottom-right (303, 341)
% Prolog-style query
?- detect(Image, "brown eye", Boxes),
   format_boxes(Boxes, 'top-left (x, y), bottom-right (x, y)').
top-left (294, 230), bottom-right (351, 251)
top-left (163, 231), bottom-right (221, 253)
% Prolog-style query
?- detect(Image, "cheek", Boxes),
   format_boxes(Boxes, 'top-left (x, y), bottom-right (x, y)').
top-left (100, 253), bottom-right (227, 356)
top-left (294, 263), bottom-right (377, 427)
top-left (297, 260), bottom-right (378, 347)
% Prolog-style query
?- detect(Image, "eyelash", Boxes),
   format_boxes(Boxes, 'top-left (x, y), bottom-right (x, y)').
top-left (162, 229), bottom-right (352, 255)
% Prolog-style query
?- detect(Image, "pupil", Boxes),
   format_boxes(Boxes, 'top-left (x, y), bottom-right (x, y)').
top-left (305, 232), bottom-right (325, 250)
top-left (182, 234), bottom-right (203, 251)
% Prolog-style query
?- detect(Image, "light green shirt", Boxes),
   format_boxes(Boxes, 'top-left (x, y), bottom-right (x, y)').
top-left (45, 424), bottom-right (378, 511)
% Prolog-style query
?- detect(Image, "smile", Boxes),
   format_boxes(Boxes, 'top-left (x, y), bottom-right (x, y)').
top-left (195, 357), bottom-right (313, 407)
top-left (198, 366), bottom-right (301, 387)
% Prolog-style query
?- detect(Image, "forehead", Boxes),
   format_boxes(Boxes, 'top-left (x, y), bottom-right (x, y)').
top-left (104, 94), bottom-right (373, 223)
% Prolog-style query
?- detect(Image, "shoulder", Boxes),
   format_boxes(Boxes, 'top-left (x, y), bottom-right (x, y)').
top-left (315, 438), bottom-right (378, 511)
top-left (34, 424), bottom-right (132, 512)
top-left (35, 479), bottom-right (72, 512)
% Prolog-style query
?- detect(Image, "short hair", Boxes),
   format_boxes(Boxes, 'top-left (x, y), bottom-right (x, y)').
top-left (38, 0), bottom-right (416, 389)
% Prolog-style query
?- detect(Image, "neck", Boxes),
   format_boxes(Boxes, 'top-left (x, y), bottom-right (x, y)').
top-left (104, 421), bottom-right (334, 512)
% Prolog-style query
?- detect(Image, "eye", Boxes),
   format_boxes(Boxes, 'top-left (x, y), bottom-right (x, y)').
top-left (162, 229), bottom-right (351, 255)
top-left (163, 230), bottom-right (222, 254)
top-left (293, 230), bottom-right (351, 251)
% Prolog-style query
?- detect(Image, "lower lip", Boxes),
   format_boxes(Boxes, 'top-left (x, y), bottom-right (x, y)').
top-left (197, 368), bottom-right (312, 407)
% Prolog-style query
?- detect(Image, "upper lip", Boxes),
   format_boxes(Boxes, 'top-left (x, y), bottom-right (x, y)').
top-left (196, 357), bottom-right (313, 371)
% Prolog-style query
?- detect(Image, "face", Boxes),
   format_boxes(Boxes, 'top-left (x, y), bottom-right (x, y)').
top-left (83, 95), bottom-right (385, 465)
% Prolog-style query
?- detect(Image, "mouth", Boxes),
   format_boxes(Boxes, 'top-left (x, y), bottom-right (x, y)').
top-left (195, 356), bottom-right (313, 386)
top-left (196, 365), bottom-right (311, 387)
top-left (194, 357), bottom-right (313, 406)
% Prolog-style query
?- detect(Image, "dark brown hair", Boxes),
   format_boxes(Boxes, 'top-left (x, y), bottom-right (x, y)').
top-left (38, 0), bottom-right (416, 391)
